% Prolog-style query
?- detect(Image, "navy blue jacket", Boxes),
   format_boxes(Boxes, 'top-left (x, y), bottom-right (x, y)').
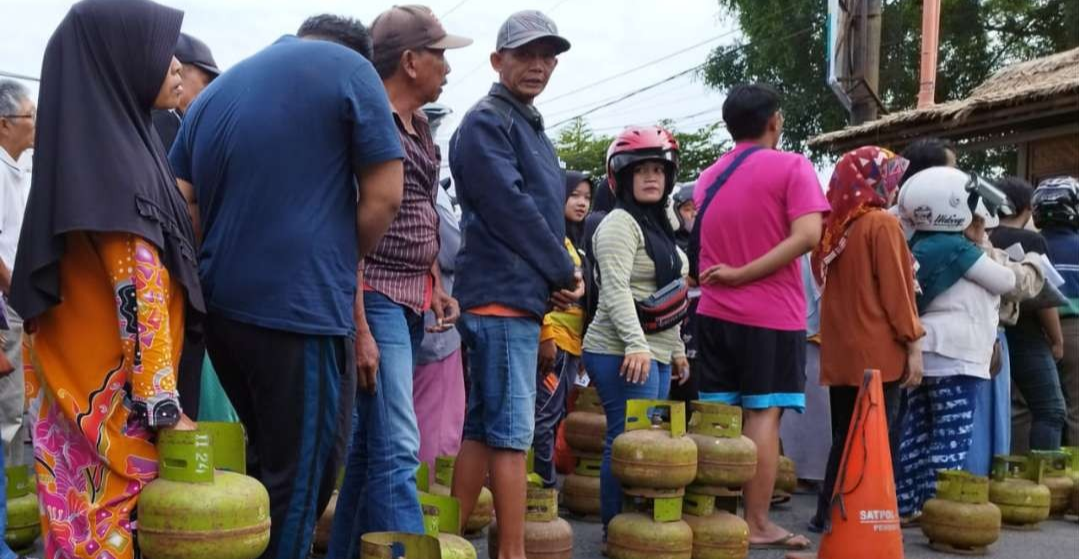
top-left (450, 83), bottom-right (576, 319)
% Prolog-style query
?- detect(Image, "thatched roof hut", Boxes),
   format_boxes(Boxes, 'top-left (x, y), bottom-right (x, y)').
top-left (809, 48), bottom-right (1079, 182)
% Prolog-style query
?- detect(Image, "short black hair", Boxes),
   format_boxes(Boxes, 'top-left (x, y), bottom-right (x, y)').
top-left (900, 137), bottom-right (955, 185)
top-left (996, 176), bottom-right (1035, 215)
top-left (722, 84), bottom-right (781, 141)
top-left (298, 14), bottom-right (373, 60)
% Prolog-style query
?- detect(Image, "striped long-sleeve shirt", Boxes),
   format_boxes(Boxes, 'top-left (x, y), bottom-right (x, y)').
top-left (583, 209), bottom-right (686, 364)
top-left (364, 110), bottom-right (441, 312)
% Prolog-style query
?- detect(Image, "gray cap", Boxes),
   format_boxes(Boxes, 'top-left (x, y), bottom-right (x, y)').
top-left (496, 10), bottom-right (570, 53)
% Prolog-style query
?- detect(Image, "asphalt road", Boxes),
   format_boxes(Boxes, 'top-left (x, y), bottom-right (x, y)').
top-left (23, 486), bottom-right (1079, 558)
top-left (469, 492), bottom-right (1079, 559)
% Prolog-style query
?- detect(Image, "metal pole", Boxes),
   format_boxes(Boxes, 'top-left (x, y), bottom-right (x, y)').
top-left (917, 0), bottom-right (942, 108)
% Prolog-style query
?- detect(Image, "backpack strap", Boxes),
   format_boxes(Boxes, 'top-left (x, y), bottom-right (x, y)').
top-left (688, 146), bottom-right (763, 280)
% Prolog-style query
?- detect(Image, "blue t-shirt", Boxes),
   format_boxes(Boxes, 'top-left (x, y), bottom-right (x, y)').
top-left (1043, 228), bottom-right (1079, 318)
top-left (170, 36), bottom-right (403, 336)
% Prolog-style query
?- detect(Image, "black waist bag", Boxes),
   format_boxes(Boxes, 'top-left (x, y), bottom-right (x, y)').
top-left (636, 278), bottom-right (690, 334)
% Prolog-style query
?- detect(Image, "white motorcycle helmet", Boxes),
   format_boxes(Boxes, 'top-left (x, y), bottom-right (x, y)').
top-left (898, 167), bottom-right (974, 232)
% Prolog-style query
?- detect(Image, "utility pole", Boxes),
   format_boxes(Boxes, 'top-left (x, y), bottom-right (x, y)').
top-left (849, 0), bottom-right (883, 124)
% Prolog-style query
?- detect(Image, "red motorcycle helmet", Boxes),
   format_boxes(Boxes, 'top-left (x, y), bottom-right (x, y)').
top-left (606, 126), bottom-right (680, 196)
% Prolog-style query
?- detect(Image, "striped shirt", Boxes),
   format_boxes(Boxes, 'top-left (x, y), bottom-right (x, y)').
top-left (583, 209), bottom-right (687, 364)
top-left (364, 110), bottom-right (441, 313)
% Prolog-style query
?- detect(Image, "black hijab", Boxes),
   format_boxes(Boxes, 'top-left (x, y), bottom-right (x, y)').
top-left (11, 0), bottom-right (204, 320)
top-left (614, 164), bottom-right (682, 288)
top-left (564, 171), bottom-right (590, 247)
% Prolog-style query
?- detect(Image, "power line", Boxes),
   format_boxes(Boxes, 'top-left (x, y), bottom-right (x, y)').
top-left (546, 0), bottom-right (573, 14)
top-left (542, 71), bottom-right (693, 119)
top-left (547, 26), bottom-right (813, 130)
top-left (538, 28), bottom-right (739, 107)
top-left (548, 64), bottom-right (703, 129)
top-left (439, 0), bottom-right (471, 18)
top-left (0, 70), bottom-right (40, 82)
top-left (544, 80), bottom-right (708, 121)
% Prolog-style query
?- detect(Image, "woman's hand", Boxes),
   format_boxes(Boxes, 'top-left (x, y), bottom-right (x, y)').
top-left (164, 413), bottom-right (198, 432)
top-left (672, 356), bottom-right (691, 386)
top-left (620, 352), bottom-right (652, 385)
top-left (538, 339), bottom-right (557, 374)
top-left (901, 345), bottom-right (924, 389)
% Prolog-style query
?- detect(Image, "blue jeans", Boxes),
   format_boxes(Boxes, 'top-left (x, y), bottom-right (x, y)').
top-left (1007, 327), bottom-right (1066, 450)
top-left (328, 291), bottom-right (425, 559)
top-left (966, 330), bottom-right (1012, 476)
top-left (583, 351), bottom-right (671, 529)
top-left (0, 438), bottom-right (16, 559)
top-left (459, 313), bottom-right (541, 450)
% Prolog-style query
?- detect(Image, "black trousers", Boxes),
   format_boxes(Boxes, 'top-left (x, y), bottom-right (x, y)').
top-left (205, 314), bottom-right (356, 559)
top-left (813, 381), bottom-right (902, 527)
top-left (176, 312), bottom-right (205, 418)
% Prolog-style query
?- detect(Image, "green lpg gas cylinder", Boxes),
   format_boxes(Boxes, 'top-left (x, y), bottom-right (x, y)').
top-left (138, 426), bottom-right (270, 559)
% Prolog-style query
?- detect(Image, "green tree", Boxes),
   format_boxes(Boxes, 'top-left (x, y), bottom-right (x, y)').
top-left (554, 119), bottom-right (731, 183)
top-left (554, 118), bottom-right (611, 179)
top-left (703, 0), bottom-right (1078, 166)
top-left (665, 121), bottom-right (731, 182)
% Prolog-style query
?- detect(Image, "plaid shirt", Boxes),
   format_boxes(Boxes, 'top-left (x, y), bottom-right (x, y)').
top-left (364, 110), bottom-right (441, 312)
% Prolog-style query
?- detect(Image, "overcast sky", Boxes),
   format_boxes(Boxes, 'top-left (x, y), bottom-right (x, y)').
top-left (1, 0), bottom-right (835, 182)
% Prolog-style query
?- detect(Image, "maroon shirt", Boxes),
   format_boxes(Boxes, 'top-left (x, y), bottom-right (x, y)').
top-left (364, 110), bottom-right (441, 312)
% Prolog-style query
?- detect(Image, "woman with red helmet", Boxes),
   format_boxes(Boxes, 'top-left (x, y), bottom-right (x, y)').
top-left (581, 125), bottom-right (692, 530)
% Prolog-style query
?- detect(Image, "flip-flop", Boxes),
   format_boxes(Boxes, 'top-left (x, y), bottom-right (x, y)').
top-left (749, 532), bottom-right (812, 550)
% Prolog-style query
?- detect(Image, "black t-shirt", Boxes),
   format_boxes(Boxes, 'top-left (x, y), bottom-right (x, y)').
top-left (990, 225), bottom-right (1049, 335)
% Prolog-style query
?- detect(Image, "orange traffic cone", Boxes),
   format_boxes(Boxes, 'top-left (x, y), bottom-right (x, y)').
top-left (789, 369), bottom-right (904, 559)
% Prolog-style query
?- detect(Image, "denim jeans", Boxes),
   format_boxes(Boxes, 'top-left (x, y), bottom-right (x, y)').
top-left (583, 351), bottom-right (671, 529)
top-left (459, 313), bottom-right (541, 450)
top-left (0, 438), bottom-right (17, 559)
top-left (328, 291), bottom-right (425, 559)
top-left (1007, 326), bottom-right (1066, 450)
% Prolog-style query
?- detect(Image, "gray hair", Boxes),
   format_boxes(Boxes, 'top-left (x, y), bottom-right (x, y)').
top-left (0, 80), bottom-right (31, 118)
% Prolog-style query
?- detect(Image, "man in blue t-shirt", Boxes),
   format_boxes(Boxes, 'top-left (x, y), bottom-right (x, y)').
top-left (1034, 176), bottom-right (1079, 446)
top-left (169, 15), bottom-right (404, 559)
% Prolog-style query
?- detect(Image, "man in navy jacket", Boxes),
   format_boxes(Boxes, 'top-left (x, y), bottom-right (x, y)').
top-left (448, 10), bottom-right (581, 557)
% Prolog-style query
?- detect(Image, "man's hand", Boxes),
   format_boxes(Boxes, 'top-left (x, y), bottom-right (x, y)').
top-left (1051, 340), bottom-right (1065, 362)
top-left (355, 328), bottom-right (380, 394)
top-left (428, 287), bottom-right (460, 334)
top-left (550, 269), bottom-right (585, 311)
top-left (538, 339), bottom-right (557, 374)
top-left (621, 351), bottom-right (652, 385)
top-left (700, 263), bottom-right (747, 287)
top-left (672, 356), bottom-right (691, 386)
top-left (901, 345), bottom-right (924, 389)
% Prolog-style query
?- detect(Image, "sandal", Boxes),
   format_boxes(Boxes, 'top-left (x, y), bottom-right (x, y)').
top-left (749, 532), bottom-right (812, 550)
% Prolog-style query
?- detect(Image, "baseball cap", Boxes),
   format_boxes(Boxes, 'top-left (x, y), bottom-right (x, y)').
top-left (496, 10), bottom-right (570, 54)
top-left (371, 5), bottom-right (473, 68)
top-left (174, 33), bottom-right (221, 77)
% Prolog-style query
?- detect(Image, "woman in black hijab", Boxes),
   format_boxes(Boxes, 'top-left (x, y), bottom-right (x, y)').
top-left (10, 1), bottom-right (204, 557)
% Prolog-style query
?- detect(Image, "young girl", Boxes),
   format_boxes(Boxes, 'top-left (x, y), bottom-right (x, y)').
top-left (583, 126), bottom-right (691, 529)
top-left (533, 171), bottom-right (591, 488)
top-left (895, 167), bottom-right (1017, 519)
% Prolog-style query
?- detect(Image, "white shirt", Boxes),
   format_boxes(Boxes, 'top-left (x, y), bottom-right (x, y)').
top-left (920, 255), bottom-right (1016, 378)
top-left (0, 148), bottom-right (31, 271)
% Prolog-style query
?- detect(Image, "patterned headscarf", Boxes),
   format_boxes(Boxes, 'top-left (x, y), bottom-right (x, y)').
top-left (811, 146), bottom-right (909, 287)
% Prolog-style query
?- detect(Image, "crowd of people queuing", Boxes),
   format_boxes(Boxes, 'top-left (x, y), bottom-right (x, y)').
top-left (0, 1), bottom-right (1076, 558)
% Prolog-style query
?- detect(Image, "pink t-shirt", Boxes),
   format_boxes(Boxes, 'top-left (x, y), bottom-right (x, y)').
top-left (694, 142), bottom-right (829, 331)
